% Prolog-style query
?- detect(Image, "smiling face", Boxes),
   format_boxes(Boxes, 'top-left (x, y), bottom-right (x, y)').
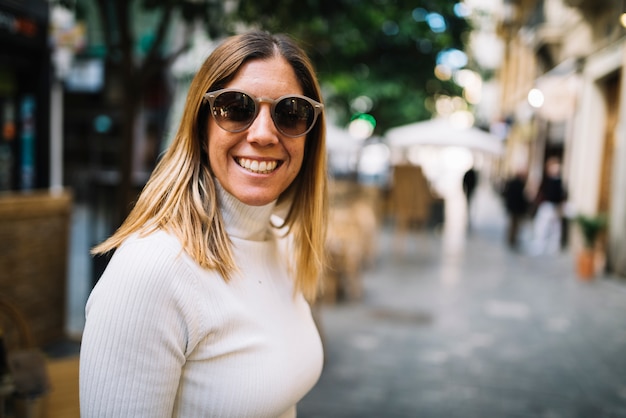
top-left (207, 56), bottom-right (307, 206)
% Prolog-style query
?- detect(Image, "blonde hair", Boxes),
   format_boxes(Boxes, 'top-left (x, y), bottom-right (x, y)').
top-left (93, 31), bottom-right (328, 301)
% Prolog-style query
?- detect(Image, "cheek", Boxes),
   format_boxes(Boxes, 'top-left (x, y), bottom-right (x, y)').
top-left (288, 142), bottom-right (307, 173)
top-left (206, 123), bottom-right (225, 167)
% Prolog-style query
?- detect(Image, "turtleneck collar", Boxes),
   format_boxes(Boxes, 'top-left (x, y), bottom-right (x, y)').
top-left (214, 180), bottom-right (277, 241)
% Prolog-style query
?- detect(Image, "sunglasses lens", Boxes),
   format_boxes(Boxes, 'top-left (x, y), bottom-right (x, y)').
top-left (274, 97), bottom-right (315, 137)
top-left (212, 91), bottom-right (256, 131)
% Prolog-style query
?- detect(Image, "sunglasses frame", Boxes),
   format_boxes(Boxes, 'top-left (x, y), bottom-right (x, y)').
top-left (203, 88), bottom-right (324, 138)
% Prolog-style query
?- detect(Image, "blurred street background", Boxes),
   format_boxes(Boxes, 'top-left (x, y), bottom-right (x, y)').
top-left (2, 0), bottom-right (626, 416)
top-left (299, 177), bottom-right (626, 418)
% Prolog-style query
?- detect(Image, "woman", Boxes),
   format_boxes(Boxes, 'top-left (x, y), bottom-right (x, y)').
top-left (80, 31), bottom-right (328, 418)
top-left (530, 157), bottom-right (566, 255)
top-left (503, 169), bottom-right (529, 250)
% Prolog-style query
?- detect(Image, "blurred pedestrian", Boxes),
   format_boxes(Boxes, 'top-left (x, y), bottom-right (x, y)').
top-left (80, 31), bottom-right (327, 417)
top-left (502, 169), bottom-right (529, 250)
top-left (462, 167), bottom-right (478, 229)
top-left (529, 157), bottom-right (567, 255)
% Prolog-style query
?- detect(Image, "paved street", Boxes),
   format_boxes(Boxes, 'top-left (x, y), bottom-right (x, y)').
top-left (299, 182), bottom-right (626, 418)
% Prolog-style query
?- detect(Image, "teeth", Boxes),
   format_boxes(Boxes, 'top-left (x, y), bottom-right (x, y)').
top-left (236, 158), bottom-right (278, 174)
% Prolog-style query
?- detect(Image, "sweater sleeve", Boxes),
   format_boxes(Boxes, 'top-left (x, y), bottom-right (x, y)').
top-left (80, 234), bottom-right (203, 418)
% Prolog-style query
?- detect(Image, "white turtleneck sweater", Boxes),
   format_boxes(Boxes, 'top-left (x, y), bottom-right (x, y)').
top-left (79, 185), bottom-right (324, 418)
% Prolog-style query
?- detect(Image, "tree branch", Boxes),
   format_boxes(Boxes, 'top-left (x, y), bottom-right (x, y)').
top-left (113, 0), bottom-right (136, 87)
top-left (93, 0), bottom-right (114, 60)
top-left (138, 0), bottom-right (176, 86)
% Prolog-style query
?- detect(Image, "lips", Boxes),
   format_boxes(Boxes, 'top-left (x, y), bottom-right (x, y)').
top-left (236, 157), bottom-right (279, 174)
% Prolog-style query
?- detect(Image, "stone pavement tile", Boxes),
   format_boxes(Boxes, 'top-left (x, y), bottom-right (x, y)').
top-left (299, 224), bottom-right (626, 418)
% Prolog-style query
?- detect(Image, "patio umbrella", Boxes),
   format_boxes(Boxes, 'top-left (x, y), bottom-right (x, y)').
top-left (386, 117), bottom-right (504, 155)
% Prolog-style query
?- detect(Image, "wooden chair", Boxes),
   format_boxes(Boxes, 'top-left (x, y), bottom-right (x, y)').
top-left (0, 297), bottom-right (49, 418)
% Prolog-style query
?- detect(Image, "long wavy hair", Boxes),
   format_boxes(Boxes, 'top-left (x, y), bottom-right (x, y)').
top-left (93, 31), bottom-right (328, 301)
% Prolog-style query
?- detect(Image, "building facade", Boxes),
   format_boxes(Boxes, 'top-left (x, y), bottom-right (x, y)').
top-left (0, 0), bottom-right (50, 191)
top-left (494, 0), bottom-right (626, 277)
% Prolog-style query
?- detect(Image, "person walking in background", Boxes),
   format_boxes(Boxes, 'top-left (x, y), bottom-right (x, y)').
top-left (462, 167), bottom-right (478, 229)
top-left (529, 157), bottom-right (567, 255)
top-left (502, 169), bottom-right (529, 250)
top-left (80, 31), bottom-right (328, 417)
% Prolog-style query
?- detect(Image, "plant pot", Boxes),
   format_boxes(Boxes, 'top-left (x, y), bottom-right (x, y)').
top-left (576, 249), bottom-right (595, 280)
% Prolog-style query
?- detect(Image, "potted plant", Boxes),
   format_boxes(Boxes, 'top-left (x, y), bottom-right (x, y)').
top-left (574, 213), bottom-right (607, 280)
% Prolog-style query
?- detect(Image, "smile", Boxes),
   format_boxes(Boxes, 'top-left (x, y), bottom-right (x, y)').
top-left (236, 157), bottom-right (279, 174)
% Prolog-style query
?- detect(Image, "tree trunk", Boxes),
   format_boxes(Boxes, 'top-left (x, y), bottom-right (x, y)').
top-left (116, 88), bottom-right (142, 228)
top-left (93, 0), bottom-right (182, 230)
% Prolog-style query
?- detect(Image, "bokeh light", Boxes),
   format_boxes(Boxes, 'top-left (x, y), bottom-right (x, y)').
top-left (527, 88), bottom-right (545, 108)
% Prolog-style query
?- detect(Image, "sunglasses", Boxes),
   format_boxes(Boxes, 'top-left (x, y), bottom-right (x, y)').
top-left (204, 89), bottom-right (324, 138)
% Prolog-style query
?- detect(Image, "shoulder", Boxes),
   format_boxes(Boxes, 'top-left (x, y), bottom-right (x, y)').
top-left (114, 230), bottom-right (181, 270)
top-left (120, 228), bottom-right (184, 255)
top-left (86, 229), bottom-right (220, 346)
top-left (93, 229), bottom-right (205, 299)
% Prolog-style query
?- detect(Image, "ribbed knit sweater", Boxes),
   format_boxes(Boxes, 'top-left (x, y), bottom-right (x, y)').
top-left (79, 185), bottom-right (324, 417)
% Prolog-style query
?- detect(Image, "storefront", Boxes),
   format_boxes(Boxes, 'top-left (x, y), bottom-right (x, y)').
top-left (0, 0), bottom-right (50, 191)
top-left (0, 1), bottom-right (72, 348)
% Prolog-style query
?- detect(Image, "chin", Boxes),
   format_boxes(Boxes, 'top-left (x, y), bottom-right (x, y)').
top-left (234, 191), bottom-right (279, 207)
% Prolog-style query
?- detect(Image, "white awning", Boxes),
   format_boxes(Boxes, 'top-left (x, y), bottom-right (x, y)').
top-left (386, 117), bottom-right (504, 155)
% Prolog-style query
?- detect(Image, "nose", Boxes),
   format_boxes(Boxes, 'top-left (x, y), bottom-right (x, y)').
top-left (246, 103), bottom-right (279, 145)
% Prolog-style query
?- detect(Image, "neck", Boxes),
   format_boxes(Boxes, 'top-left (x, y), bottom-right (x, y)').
top-left (215, 181), bottom-right (276, 241)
